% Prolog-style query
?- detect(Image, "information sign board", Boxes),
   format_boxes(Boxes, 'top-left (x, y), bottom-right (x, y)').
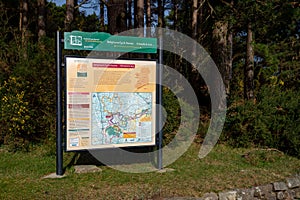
top-left (65, 57), bottom-right (157, 150)
top-left (64, 31), bottom-right (157, 53)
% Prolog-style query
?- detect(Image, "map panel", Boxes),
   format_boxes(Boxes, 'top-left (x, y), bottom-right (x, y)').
top-left (65, 57), bottom-right (156, 150)
top-left (91, 92), bottom-right (153, 145)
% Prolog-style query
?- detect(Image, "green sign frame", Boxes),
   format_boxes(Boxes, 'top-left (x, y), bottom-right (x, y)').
top-left (64, 31), bottom-right (157, 53)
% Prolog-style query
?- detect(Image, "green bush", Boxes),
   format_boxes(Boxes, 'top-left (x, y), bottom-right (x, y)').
top-left (0, 40), bottom-right (56, 151)
top-left (162, 86), bottom-right (198, 146)
top-left (224, 85), bottom-right (300, 158)
top-left (0, 77), bottom-right (33, 150)
top-left (162, 87), bottom-right (181, 145)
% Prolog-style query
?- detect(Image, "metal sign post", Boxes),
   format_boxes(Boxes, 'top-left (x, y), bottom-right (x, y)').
top-left (56, 31), bottom-right (63, 176)
top-left (157, 37), bottom-right (163, 170)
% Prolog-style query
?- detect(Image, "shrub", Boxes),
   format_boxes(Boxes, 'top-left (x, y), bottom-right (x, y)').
top-left (224, 85), bottom-right (300, 158)
top-left (0, 77), bottom-right (34, 150)
top-left (162, 86), bottom-right (198, 146)
top-left (162, 87), bottom-right (181, 145)
top-left (0, 40), bottom-right (56, 151)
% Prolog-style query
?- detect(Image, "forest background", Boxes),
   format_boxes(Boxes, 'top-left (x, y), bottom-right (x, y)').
top-left (0, 0), bottom-right (299, 159)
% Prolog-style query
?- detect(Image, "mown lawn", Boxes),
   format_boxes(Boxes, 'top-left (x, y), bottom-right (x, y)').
top-left (0, 143), bottom-right (299, 199)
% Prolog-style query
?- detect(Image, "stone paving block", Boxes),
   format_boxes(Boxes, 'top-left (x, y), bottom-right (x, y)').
top-left (259, 184), bottom-right (273, 198)
top-left (74, 165), bottom-right (102, 174)
top-left (42, 173), bottom-right (66, 179)
top-left (165, 197), bottom-right (202, 200)
top-left (295, 187), bottom-right (300, 199)
top-left (283, 190), bottom-right (293, 200)
top-left (273, 182), bottom-right (288, 191)
top-left (253, 186), bottom-right (262, 198)
top-left (286, 189), bottom-right (296, 199)
top-left (219, 191), bottom-right (237, 200)
top-left (264, 192), bottom-right (277, 200)
top-left (286, 177), bottom-right (300, 188)
top-left (260, 184), bottom-right (276, 199)
top-left (236, 188), bottom-right (254, 200)
top-left (277, 191), bottom-right (285, 200)
top-left (202, 192), bottom-right (218, 200)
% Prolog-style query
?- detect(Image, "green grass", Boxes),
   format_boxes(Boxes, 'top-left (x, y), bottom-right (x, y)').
top-left (0, 144), bottom-right (299, 199)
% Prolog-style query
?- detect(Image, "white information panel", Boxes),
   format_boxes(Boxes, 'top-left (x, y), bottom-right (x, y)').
top-left (66, 57), bottom-right (157, 150)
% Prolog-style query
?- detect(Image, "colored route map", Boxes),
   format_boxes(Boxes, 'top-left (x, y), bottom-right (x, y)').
top-left (91, 92), bottom-right (153, 145)
top-left (66, 57), bottom-right (157, 150)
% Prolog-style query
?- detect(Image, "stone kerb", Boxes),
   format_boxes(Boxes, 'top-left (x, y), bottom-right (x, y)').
top-left (165, 173), bottom-right (300, 200)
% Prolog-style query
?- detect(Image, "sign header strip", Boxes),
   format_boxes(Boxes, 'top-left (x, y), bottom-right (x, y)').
top-left (64, 31), bottom-right (157, 53)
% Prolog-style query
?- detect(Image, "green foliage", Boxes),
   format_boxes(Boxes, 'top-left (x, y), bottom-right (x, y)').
top-left (224, 85), bottom-right (300, 158)
top-left (162, 87), bottom-right (181, 145)
top-left (225, 0), bottom-right (299, 158)
top-left (0, 39), bottom-right (56, 151)
top-left (0, 77), bottom-right (33, 150)
top-left (162, 85), bottom-right (199, 146)
top-left (46, 2), bottom-right (66, 36)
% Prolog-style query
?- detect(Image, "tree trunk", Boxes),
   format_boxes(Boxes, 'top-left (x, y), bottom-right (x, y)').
top-left (212, 20), bottom-right (232, 97)
top-left (197, 0), bottom-right (203, 42)
top-left (99, 0), bottom-right (105, 31)
top-left (173, 0), bottom-right (178, 31)
top-left (226, 27), bottom-right (233, 96)
top-left (136, 0), bottom-right (144, 35)
top-left (128, 0), bottom-right (133, 29)
top-left (146, 0), bottom-right (151, 35)
top-left (134, 0), bottom-right (144, 58)
top-left (37, 0), bottom-right (46, 42)
top-left (19, 0), bottom-right (22, 32)
top-left (225, 0), bottom-right (234, 96)
top-left (244, 22), bottom-right (255, 100)
top-left (65, 0), bottom-right (74, 32)
top-left (20, 0), bottom-right (28, 45)
top-left (192, 0), bottom-right (198, 40)
top-left (145, 0), bottom-right (152, 59)
top-left (107, 0), bottom-right (127, 34)
top-left (157, 0), bottom-right (163, 28)
top-left (20, 0), bottom-right (28, 58)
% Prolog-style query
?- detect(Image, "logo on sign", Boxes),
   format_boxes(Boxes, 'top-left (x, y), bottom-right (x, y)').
top-left (70, 35), bottom-right (82, 46)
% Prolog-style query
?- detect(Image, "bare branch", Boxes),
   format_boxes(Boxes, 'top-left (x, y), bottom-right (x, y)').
top-left (75, 0), bottom-right (90, 9)
top-left (220, 0), bottom-right (232, 8)
top-left (100, 0), bottom-right (109, 7)
top-left (207, 1), bottom-right (214, 15)
top-left (220, 0), bottom-right (237, 12)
